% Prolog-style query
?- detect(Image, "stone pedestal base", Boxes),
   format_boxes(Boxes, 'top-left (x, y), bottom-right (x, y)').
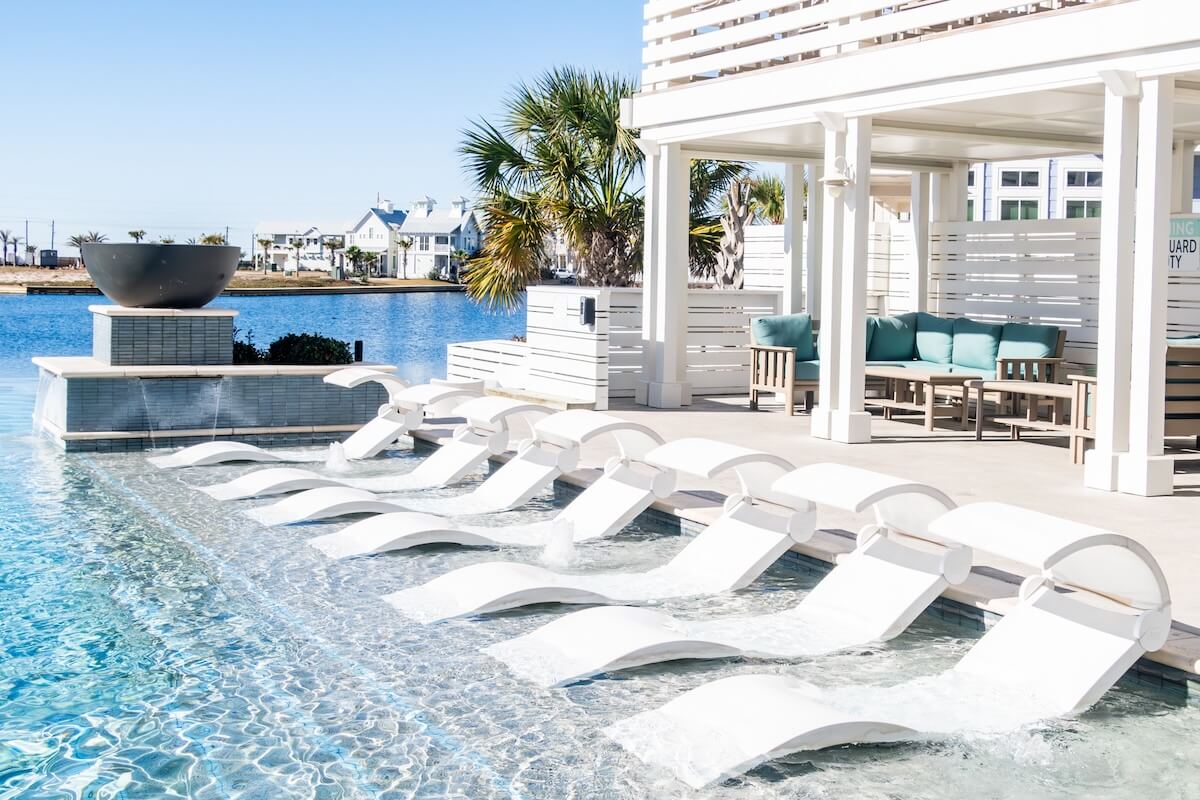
top-left (811, 408), bottom-right (873, 443)
top-left (1117, 454), bottom-right (1176, 497)
top-left (636, 380), bottom-right (692, 409)
top-left (91, 305), bottom-right (237, 366)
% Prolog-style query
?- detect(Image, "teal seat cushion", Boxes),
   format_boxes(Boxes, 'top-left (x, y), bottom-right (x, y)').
top-left (867, 312), bottom-right (917, 362)
top-left (753, 314), bottom-right (815, 361)
top-left (997, 323), bottom-right (1060, 360)
top-left (947, 364), bottom-right (992, 378)
top-left (952, 318), bottom-right (1003, 374)
top-left (915, 312), bottom-right (954, 364)
top-left (795, 360), bottom-right (821, 381)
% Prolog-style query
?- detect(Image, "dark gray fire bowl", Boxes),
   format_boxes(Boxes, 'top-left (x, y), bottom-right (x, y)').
top-left (83, 243), bottom-right (239, 308)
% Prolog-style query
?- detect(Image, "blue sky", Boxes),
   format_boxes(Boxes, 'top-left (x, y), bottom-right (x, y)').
top-left (3, 0), bottom-right (644, 255)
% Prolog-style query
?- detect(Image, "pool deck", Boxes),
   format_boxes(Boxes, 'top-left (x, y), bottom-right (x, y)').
top-left (507, 395), bottom-right (1200, 681)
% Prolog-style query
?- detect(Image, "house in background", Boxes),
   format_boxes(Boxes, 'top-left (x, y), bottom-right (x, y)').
top-left (396, 196), bottom-right (481, 279)
top-left (252, 222), bottom-right (349, 272)
top-left (345, 201), bottom-right (408, 276)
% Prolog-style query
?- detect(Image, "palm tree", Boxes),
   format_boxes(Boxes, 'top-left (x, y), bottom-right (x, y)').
top-left (0, 230), bottom-right (10, 266)
top-left (257, 238), bottom-right (273, 272)
top-left (344, 245), bottom-right (365, 277)
top-left (460, 67), bottom-right (748, 309)
top-left (397, 236), bottom-right (413, 279)
top-left (748, 174), bottom-right (787, 225)
top-left (24, 244), bottom-right (35, 266)
top-left (199, 232), bottom-right (226, 245)
top-left (68, 231), bottom-right (107, 266)
top-left (291, 239), bottom-right (304, 275)
top-left (324, 237), bottom-right (343, 276)
top-left (9, 235), bottom-right (22, 267)
top-left (159, 236), bottom-right (176, 244)
top-left (128, 229), bottom-right (147, 243)
top-left (450, 248), bottom-right (471, 283)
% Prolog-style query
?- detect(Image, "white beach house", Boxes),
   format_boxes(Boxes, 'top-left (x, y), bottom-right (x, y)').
top-left (395, 197), bottom-right (481, 279)
top-left (252, 222), bottom-right (350, 272)
top-left (344, 202), bottom-right (409, 277)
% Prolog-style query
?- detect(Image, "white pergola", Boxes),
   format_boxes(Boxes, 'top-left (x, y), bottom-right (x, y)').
top-left (626, 0), bottom-right (1200, 496)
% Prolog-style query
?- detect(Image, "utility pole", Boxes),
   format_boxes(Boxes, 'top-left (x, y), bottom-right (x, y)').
top-left (24, 220), bottom-right (28, 266)
top-left (224, 225), bottom-right (229, 245)
top-left (50, 220), bottom-right (55, 250)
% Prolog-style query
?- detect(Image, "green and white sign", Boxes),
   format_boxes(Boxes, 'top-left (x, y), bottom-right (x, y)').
top-left (1169, 215), bottom-right (1200, 271)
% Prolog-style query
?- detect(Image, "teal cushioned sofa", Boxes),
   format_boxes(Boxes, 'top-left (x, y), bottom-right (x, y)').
top-left (750, 311), bottom-right (1065, 415)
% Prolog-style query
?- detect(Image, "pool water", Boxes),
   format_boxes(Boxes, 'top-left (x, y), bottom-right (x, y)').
top-left (1, 295), bottom-right (1199, 798)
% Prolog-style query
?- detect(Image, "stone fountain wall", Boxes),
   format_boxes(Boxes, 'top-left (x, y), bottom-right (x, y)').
top-left (34, 306), bottom-right (393, 452)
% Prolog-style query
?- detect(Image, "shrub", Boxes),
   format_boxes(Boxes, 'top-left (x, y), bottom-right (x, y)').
top-left (263, 333), bottom-right (353, 365)
top-left (232, 327), bottom-right (262, 364)
top-left (427, 268), bottom-right (442, 281)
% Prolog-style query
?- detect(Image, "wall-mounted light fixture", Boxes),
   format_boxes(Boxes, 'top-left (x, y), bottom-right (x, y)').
top-left (821, 156), bottom-right (854, 199)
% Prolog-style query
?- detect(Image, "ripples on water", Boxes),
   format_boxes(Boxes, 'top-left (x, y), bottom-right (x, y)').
top-left (0, 296), bottom-right (1198, 798)
top-left (1, 436), bottom-right (1197, 799)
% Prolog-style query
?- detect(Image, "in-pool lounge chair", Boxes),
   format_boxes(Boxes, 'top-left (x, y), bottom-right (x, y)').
top-left (607, 502), bottom-right (1171, 790)
top-left (148, 370), bottom-right (479, 468)
top-left (384, 438), bottom-right (814, 624)
top-left (250, 410), bottom-right (660, 526)
top-left (307, 414), bottom-right (672, 557)
top-left (486, 464), bottom-right (964, 687)
top-left (199, 396), bottom-right (550, 501)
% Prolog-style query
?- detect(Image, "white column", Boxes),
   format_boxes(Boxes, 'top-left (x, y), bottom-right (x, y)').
top-left (805, 161), bottom-right (824, 320)
top-left (635, 140), bottom-right (660, 406)
top-left (640, 142), bottom-right (692, 409)
top-left (811, 120), bottom-right (846, 440)
top-left (782, 163), bottom-right (805, 315)
top-left (1085, 75), bottom-right (1139, 491)
top-left (1173, 139), bottom-right (1196, 213)
top-left (812, 115), bottom-right (873, 443)
top-left (1120, 76), bottom-right (1175, 496)
top-left (909, 171), bottom-right (930, 312)
top-left (948, 162), bottom-right (969, 222)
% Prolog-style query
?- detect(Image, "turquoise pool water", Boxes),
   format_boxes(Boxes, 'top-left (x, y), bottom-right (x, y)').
top-left (1, 294), bottom-right (1199, 798)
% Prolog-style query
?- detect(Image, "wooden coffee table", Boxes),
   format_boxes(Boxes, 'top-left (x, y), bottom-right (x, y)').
top-left (864, 366), bottom-right (973, 431)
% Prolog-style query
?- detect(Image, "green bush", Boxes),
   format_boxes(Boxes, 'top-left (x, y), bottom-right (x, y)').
top-left (427, 268), bottom-right (442, 281)
top-left (264, 333), bottom-right (353, 365)
top-left (232, 327), bottom-right (262, 364)
top-left (232, 329), bottom-right (353, 365)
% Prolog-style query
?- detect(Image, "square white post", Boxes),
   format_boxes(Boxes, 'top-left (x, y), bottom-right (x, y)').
top-left (909, 171), bottom-right (930, 312)
top-left (805, 161), bottom-right (824, 320)
top-left (640, 142), bottom-right (692, 409)
top-left (813, 114), bottom-right (873, 443)
top-left (1085, 74), bottom-right (1139, 491)
top-left (811, 119), bottom-right (847, 440)
top-left (1120, 76), bottom-right (1175, 496)
top-left (782, 163), bottom-right (805, 315)
top-left (635, 140), bottom-right (660, 406)
top-left (1173, 139), bottom-right (1196, 213)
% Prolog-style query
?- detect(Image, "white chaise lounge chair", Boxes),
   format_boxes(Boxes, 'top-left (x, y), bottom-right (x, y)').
top-left (307, 414), bottom-right (671, 557)
top-left (251, 409), bottom-right (658, 526)
top-left (486, 463), bottom-right (965, 687)
top-left (383, 438), bottom-right (815, 624)
top-left (607, 502), bottom-right (1172, 790)
top-left (199, 396), bottom-right (549, 501)
top-left (148, 370), bottom-right (478, 468)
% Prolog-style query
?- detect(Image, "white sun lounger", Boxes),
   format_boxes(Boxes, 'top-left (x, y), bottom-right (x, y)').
top-left (308, 416), bottom-right (671, 557)
top-left (198, 396), bottom-right (549, 501)
top-left (148, 369), bottom-right (475, 468)
top-left (383, 438), bottom-right (815, 623)
top-left (486, 463), bottom-right (965, 687)
top-left (253, 409), bottom-right (654, 526)
top-left (607, 502), bottom-right (1172, 789)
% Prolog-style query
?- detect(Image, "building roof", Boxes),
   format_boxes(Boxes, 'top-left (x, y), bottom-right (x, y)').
top-left (254, 221), bottom-right (351, 236)
top-left (398, 209), bottom-right (478, 236)
top-left (347, 207), bottom-right (409, 234)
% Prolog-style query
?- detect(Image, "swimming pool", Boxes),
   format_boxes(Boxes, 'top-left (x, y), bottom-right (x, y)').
top-left (1, 297), bottom-right (1198, 798)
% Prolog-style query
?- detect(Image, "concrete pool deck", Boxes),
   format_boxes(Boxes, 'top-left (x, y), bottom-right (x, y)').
top-left (412, 395), bottom-right (1200, 685)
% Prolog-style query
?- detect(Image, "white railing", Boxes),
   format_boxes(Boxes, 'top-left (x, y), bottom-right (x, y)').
top-left (641, 0), bottom-right (1104, 90)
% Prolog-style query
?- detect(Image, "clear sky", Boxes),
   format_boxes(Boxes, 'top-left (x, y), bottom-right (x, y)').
top-left (2, 0), bottom-right (644, 256)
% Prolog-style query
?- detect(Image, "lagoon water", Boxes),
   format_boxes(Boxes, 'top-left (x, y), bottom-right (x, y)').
top-left (1, 292), bottom-right (1199, 798)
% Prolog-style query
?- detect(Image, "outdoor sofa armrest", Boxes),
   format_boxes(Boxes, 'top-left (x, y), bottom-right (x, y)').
top-left (994, 356), bottom-right (1065, 383)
